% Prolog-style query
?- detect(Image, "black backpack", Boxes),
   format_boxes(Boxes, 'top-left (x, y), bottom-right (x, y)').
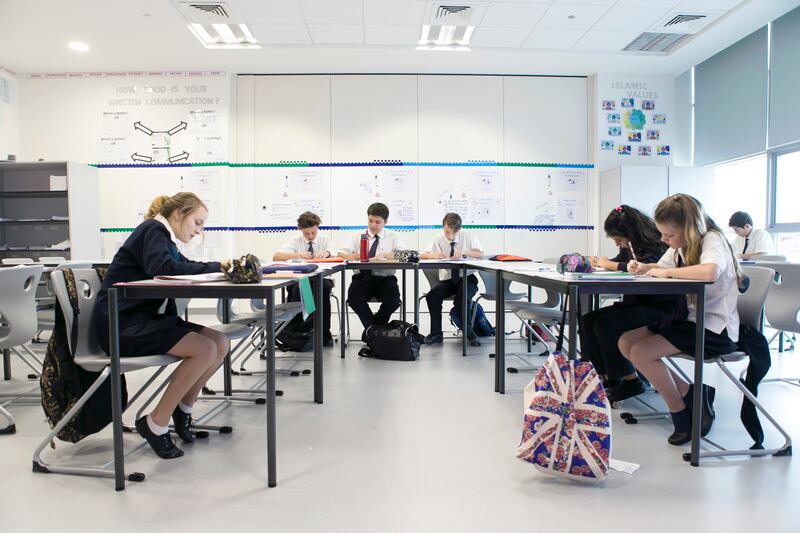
top-left (358, 320), bottom-right (424, 361)
top-left (275, 313), bottom-right (314, 352)
top-left (40, 268), bottom-right (128, 443)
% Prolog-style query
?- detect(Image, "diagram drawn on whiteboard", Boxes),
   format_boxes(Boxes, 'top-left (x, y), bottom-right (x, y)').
top-left (131, 121), bottom-right (189, 163)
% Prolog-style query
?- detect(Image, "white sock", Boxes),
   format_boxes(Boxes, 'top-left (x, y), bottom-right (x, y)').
top-left (178, 401), bottom-right (193, 414)
top-left (146, 414), bottom-right (169, 436)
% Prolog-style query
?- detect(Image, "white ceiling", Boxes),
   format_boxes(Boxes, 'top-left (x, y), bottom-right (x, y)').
top-left (0, 0), bottom-right (798, 76)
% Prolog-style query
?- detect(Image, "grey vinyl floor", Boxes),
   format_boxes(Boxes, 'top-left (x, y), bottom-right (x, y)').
top-left (1, 319), bottom-right (798, 532)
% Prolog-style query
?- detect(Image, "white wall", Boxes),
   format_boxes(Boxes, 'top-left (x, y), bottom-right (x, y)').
top-left (0, 67), bottom-right (19, 160)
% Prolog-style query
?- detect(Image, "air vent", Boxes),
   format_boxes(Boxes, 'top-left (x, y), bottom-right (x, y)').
top-left (623, 32), bottom-right (692, 53)
top-left (189, 3), bottom-right (229, 18)
top-left (664, 14), bottom-right (705, 28)
top-left (435, 5), bottom-right (471, 20)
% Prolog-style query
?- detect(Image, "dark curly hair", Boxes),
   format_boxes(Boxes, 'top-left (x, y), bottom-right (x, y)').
top-left (604, 205), bottom-right (666, 260)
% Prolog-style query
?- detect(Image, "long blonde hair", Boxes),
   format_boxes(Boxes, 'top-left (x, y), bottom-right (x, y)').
top-left (654, 194), bottom-right (743, 285)
top-left (144, 195), bottom-right (170, 220)
top-left (145, 192), bottom-right (208, 244)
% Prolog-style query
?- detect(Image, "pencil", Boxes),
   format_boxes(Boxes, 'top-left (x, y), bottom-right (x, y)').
top-left (629, 242), bottom-right (638, 263)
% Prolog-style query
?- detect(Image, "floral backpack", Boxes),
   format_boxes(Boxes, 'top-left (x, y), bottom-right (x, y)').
top-left (515, 352), bottom-right (611, 482)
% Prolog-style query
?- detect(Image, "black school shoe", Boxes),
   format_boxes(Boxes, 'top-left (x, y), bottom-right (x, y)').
top-left (323, 333), bottom-right (335, 347)
top-left (425, 333), bottom-right (443, 344)
top-left (135, 416), bottom-right (184, 459)
top-left (607, 377), bottom-right (646, 403)
top-left (683, 384), bottom-right (716, 437)
top-left (668, 408), bottom-right (692, 446)
top-left (172, 406), bottom-right (196, 443)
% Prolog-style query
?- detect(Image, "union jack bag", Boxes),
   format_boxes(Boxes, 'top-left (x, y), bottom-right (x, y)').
top-left (515, 352), bottom-right (611, 482)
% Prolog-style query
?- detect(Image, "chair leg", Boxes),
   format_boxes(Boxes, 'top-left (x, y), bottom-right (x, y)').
top-left (32, 367), bottom-right (146, 483)
top-left (0, 404), bottom-right (15, 434)
top-left (681, 362), bottom-right (792, 461)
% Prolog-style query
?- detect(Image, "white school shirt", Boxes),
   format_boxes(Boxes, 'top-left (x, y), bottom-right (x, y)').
top-left (341, 228), bottom-right (404, 277)
top-left (732, 228), bottom-right (773, 256)
top-left (657, 231), bottom-right (740, 342)
top-left (278, 232), bottom-right (333, 256)
top-left (424, 230), bottom-right (484, 281)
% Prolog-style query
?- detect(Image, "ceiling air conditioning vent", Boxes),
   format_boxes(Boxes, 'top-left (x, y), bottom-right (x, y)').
top-left (623, 10), bottom-right (723, 54)
top-left (664, 14), bottom-right (706, 28)
top-left (435, 5), bottom-right (471, 20)
top-left (189, 3), bottom-right (229, 19)
top-left (623, 32), bottom-right (692, 53)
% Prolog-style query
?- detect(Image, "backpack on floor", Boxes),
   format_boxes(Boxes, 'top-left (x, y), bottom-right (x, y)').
top-left (275, 313), bottom-right (314, 352)
top-left (515, 351), bottom-right (611, 482)
top-left (449, 303), bottom-right (495, 337)
top-left (40, 268), bottom-right (129, 443)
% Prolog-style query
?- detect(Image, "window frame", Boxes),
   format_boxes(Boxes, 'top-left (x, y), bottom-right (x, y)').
top-left (768, 141), bottom-right (800, 231)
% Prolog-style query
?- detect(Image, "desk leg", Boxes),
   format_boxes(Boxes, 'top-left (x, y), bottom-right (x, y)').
top-left (462, 266), bottom-right (468, 357)
top-left (265, 291), bottom-right (277, 487)
top-left (314, 276), bottom-right (323, 404)
top-left (690, 286), bottom-right (706, 467)
top-left (221, 298), bottom-right (232, 396)
top-left (2, 349), bottom-right (10, 380)
top-left (413, 266), bottom-right (420, 326)
top-left (108, 288), bottom-right (125, 491)
top-left (401, 270), bottom-right (407, 322)
top-left (567, 285), bottom-right (578, 361)
top-left (495, 270), bottom-right (505, 394)
top-left (340, 269), bottom-right (347, 359)
top-left (526, 287), bottom-right (533, 353)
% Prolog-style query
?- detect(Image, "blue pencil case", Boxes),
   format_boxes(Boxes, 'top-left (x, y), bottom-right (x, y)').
top-left (262, 263), bottom-right (319, 274)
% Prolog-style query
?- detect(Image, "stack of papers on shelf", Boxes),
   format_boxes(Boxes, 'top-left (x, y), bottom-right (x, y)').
top-left (152, 272), bottom-right (226, 284)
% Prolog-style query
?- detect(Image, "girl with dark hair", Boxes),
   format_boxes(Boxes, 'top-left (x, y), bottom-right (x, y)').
top-left (581, 205), bottom-right (681, 403)
top-left (96, 192), bottom-right (231, 459)
top-left (619, 194), bottom-right (742, 445)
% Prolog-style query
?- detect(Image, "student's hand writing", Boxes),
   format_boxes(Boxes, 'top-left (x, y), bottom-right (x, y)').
top-left (313, 251), bottom-right (329, 259)
top-left (627, 260), bottom-right (648, 274)
top-left (220, 259), bottom-right (230, 270)
top-left (298, 251), bottom-right (312, 259)
top-left (588, 256), bottom-right (598, 267)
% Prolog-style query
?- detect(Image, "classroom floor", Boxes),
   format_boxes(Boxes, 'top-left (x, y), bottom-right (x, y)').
top-left (1, 316), bottom-right (798, 532)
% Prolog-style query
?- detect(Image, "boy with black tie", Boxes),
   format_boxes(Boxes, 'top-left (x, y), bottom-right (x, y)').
top-left (420, 212), bottom-right (484, 346)
top-left (339, 203), bottom-right (403, 341)
top-left (273, 211), bottom-right (335, 346)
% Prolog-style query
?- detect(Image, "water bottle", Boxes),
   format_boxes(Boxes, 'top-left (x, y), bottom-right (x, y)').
top-left (359, 233), bottom-right (369, 262)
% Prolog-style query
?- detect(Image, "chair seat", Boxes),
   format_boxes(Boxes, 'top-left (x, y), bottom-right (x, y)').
top-left (480, 291), bottom-right (527, 301)
top-left (208, 323), bottom-right (254, 340)
top-left (75, 354), bottom-right (180, 373)
top-left (674, 351), bottom-right (748, 364)
top-left (507, 301), bottom-right (562, 321)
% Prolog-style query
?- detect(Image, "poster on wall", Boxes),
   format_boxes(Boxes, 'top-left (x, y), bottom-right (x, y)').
top-left (91, 72), bottom-right (229, 164)
top-left (596, 75), bottom-right (673, 170)
top-left (418, 167), bottom-right (503, 226)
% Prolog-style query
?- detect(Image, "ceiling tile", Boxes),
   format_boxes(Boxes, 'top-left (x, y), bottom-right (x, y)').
top-left (300, 0), bottom-right (363, 25)
top-left (250, 24), bottom-right (311, 45)
top-left (573, 30), bottom-right (640, 51)
top-left (365, 25), bottom-right (420, 46)
top-left (551, 0), bottom-right (616, 5)
top-left (675, 0), bottom-right (745, 10)
top-left (364, 0), bottom-right (426, 26)
top-left (616, 0), bottom-right (682, 7)
top-left (523, 28), bottom-right (585, 49)
top-left (480, 2), bottom-right (549, 28)
top-left (308, 25), bottom-right (364, 44)
top-left (537, 4), bottom-right (612, 30)
top-left (593, 6), bottom-right (670, 32)
top-left (237, 0), bottom-right (305, 24)
top-left (471, 27), bottom-right (531, 47)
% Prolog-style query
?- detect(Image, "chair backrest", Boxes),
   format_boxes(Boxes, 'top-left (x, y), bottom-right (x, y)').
top-left (738, 266), bottom-right (776, 329)
top-left (0, 265), bottom-right (44, 348)
top-left (476, 270), bottom-right (525, 301)
top-left (37, 256), bottom-right (67, 264)
top-left (752, 255), bottom-right (787, 262)
top-left (174, 298), bottom-right (190, 316)
top-left (56, 261), bottom-right (95, 270)
top-left (2, 257), bottom-right (33, 265)
top-left (763, 262), bottom-right (800, 334)
top-left (422, 268), bottom-right (444, 289)
top-left (50, 268), bottom-right (103, 357)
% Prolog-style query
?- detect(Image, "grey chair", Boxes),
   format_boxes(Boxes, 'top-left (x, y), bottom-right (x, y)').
top-left (1, 257), bottom-right (34, 265)
top-left (752, 255), bottom-right (787, 262)
top-left (33, 268), bottom-right (181, 485)
top-left (624, 266), bottom-right (792, 460)
top-left (0, 265), bottom-right (45, 433)
top-left (760, 262), bottom-right (800, 387)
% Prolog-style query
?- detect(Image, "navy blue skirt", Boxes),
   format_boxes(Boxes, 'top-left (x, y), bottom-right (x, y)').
top-left (99, 316), bottom-right (205, 357)
top-left (648, 320), bottom-right (736, 359)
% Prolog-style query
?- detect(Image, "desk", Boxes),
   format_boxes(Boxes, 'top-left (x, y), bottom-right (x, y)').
top-left (109, 276), bottom-right (305, 490)
top-left (483, 266), bottom-right (712, 466)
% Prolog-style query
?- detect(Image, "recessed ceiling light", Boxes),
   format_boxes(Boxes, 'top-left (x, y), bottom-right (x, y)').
top-left (568, 15), bottom-right (576, 20)
top-left (68, 41), bottom-right (90, 52)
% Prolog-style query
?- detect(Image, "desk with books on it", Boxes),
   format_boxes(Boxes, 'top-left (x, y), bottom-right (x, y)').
top-left (480, 265), bottom-right (712, 467)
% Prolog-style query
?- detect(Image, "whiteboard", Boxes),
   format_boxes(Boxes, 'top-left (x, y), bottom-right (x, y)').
top-left (418, 166), bottom-right (504, 226)
top-left (329, 166), bottom-right (418, 226)
top-left (504, 167), bottom-right (588, 226)
top-left (248, 167), bottom-right (332, 227)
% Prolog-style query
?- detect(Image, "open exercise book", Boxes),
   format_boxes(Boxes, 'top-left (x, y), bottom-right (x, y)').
top-left (151, 272), bottom-right (227, 284)
top-left (563, 271), bottom-right (636, 281)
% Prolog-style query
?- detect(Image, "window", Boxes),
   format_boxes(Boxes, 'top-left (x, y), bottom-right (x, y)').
top-left (710, 154), bottom-right (768, 233)
top-left (774, 148), bottom-right (800, 225)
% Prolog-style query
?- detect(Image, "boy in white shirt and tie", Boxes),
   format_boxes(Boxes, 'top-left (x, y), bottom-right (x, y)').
top-left (728, 211), bottom-right (773, 260)
top-left (420, 213), bottom-right (484, 346)
top-left (273, 211), bottom-right (335, 346)
top-left (338, 203), bottom-right (404, 340)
